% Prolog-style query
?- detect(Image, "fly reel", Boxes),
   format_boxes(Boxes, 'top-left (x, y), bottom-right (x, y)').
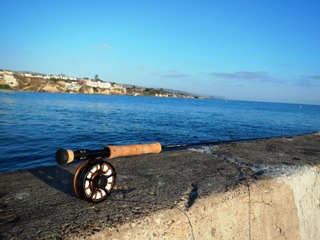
top-left (73, 159), bottom-right (116, 203)
top-left (56, 142), bottom-right (162, 203)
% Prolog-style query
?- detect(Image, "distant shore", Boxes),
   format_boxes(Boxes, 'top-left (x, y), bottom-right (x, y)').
top-left (0, 69), bottom-right (213, 100)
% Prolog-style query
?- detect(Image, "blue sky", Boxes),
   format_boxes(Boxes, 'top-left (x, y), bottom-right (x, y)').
top-left (1, 0), bottom-right (320, 104)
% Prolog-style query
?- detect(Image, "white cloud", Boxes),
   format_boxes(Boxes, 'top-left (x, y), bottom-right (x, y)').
top-left (211, 71), bottom-right (270, 82)
top-left (162, 70), bottom-right (189, 78)
top-left (92, 44), bottom-right (112, 50)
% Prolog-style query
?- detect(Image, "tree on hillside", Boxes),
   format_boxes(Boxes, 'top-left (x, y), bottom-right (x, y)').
top-left (94, 74), bottom-right (100, 81)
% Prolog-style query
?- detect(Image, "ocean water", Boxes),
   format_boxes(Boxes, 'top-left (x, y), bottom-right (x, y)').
top-left (0, 91), bottom-right (319, 172)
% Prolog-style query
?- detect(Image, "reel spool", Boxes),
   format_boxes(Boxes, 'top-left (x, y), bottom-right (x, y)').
top-left (73, 159), bottom-right (116, 203)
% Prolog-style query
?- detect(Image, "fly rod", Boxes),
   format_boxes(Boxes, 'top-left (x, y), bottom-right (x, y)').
top-left (56, 137), bottom-right (271, 166)
top-left (55, 136), bottom-right (278, 203)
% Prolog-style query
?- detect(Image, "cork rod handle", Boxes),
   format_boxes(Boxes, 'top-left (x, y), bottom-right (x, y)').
top-left (106, 142), bottom-right (162, 159)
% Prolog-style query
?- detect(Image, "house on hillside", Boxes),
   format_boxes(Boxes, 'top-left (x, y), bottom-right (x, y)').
top-left (85, 80), bottom-right (111, 89)
top-left (0, 70), bottom-right (18, 87)
top-left (65, 81), bottom-right (81, 91)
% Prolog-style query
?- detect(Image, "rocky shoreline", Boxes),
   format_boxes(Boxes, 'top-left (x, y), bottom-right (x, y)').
top-left (0, 69), bottom-right (210, 99)
top-left (0, 133), bottom-right (319, 239)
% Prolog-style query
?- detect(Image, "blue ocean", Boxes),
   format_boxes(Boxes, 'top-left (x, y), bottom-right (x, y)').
top-left (0, 91), bottom-right (319, 172)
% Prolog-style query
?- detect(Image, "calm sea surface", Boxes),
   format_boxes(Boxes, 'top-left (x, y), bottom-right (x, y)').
top-left (1, 91), bottom-right (319, 172)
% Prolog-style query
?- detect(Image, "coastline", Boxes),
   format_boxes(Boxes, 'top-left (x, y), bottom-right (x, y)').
top-left (0, 132), bottom-right (319, 239)
top-left (0, 69), bottom-right (212, 100)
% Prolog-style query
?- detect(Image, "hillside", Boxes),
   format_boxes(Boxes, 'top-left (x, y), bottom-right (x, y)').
top-left (0, 69), bottom-right (210, 99)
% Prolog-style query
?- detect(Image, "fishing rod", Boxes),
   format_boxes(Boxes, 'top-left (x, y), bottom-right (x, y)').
top-left (55, 136), bottom-right (278, 203)
top-left (56, 136), bottom-right (274, 165)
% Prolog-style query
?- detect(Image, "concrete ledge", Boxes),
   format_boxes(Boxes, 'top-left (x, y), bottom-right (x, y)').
top-left (0, 133), bottom-right (319, 239)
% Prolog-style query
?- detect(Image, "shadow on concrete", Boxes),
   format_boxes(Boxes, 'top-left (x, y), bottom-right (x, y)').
top-left (29, 166), bottom-right (76, 198)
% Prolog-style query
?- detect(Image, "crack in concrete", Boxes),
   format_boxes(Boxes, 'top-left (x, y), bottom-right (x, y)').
top-left (247, 183), bottom-right (252, 240)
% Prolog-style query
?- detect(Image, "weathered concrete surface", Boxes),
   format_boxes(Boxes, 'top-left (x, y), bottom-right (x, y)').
top-left (0, 133), bottom-right (319, 239)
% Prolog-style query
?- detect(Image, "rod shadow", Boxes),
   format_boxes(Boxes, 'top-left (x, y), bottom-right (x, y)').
top-left (29, 166), bottom-right (76, 198)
